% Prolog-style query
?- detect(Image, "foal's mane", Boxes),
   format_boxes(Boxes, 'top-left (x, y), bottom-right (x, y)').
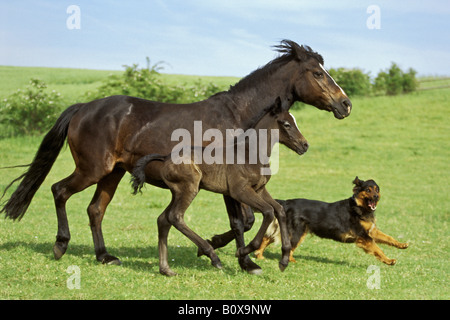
top-left (228, 39), bottom-right (324, 94)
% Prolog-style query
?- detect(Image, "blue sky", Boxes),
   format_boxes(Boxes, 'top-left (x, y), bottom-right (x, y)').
top-left (1, 0), bottom-right (449, 77)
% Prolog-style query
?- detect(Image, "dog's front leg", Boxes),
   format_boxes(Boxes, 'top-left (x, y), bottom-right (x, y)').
top-left (356, 237), bottom-right (397, 265)
top-left (371, 228), bottom-right (409, 249)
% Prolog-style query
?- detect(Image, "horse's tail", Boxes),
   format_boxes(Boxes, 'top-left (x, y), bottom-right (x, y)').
top-left (0, 103), bottom-right (83, 221)
top-left (131, 154), bottom-right (166, 195)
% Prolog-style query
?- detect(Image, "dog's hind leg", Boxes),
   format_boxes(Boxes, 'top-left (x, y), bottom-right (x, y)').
top-left (289, 226), bottom-right (308, 262)
top-left (254, 236), bottom-right (274, 260)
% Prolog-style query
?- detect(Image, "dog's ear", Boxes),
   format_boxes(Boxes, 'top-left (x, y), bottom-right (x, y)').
top-left (353, 176), bottom-right (362, 186)
top-left (352, 176), bottom-right (362, 193)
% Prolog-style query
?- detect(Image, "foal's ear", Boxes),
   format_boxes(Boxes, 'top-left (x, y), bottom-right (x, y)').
top-left (270, 97), bottom-right (283, 116)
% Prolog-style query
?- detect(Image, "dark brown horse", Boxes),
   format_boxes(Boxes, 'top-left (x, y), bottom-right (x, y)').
top-left (1, 40), bottom-right (351, 274)
top-left (131, 97), bottom-right (309, 276)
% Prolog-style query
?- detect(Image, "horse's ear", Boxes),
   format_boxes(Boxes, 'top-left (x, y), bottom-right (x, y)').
top-left (270, 97), bottom-right (283, 116)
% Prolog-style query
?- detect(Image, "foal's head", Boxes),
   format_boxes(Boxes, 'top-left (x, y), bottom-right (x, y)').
top-left (262, 98), bottom-right (309, 156)
top-left (275, 40), bottom-right (352, 119)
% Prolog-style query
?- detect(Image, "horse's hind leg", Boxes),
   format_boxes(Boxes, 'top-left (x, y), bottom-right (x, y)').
top-left (87, 167), bottom-right (125, 265)
top-left (51, 170), bottom-right (96, 260)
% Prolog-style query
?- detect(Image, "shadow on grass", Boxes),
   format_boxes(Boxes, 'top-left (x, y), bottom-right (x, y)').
top-left (0, 240), bottom-right (235, 274)
top-left (259, 249), bottom-right (356, 267)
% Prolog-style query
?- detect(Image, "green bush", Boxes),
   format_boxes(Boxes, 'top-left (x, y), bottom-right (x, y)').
top-left (0, 79), bottom-right (63, 136)
top-left (327, 64), bottom-right (418, 97)
top-left (374, 63), bottom-right (418, 95)
top-left (328, 68), bottom-right (372, 97)
top-left (86, 58), bottom-right (224, 103)
top-left (402, 68), bottom-right (419, 93)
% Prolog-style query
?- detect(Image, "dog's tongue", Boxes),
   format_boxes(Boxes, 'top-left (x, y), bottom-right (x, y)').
top-left (368, 201), bottom-right (377, 211)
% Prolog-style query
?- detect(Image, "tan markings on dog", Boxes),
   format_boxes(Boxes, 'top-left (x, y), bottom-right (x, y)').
top-left (289, 230), bottom-right (308, 262)
top-left (354, 191), bottom-right (369, 207)
top-left (355, 237), bottom-right (397, 265)
top-left (255, 236), bottom-right (273, 260)
top-left (366, 226), bottom-right (409, 249)
top-left (340, 230), bottom-right (357, 243)
top-left (360, 220), bottom-right (376, 235)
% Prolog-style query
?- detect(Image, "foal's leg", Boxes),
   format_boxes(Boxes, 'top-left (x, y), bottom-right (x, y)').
top-left (207, 198), bottom-right (255, 250)
top-left (231, 187), bottom-right (275, 259)
top-left (222, 197), bottom-right (261, 274)
top-left (159, 169), bottom-right (221, 276)
top-left (165, 188), bottom-right (222, 272)
top-left (197, 197), bottom-right (261, 274)
top-left (157, 201), bottom-right (176, 276)
top-left (260, 188), bottom-right (291, 271)
top-left (51, 170), bottom-right (96, 260)
top-left (87, 167), bottom-right (125, 265)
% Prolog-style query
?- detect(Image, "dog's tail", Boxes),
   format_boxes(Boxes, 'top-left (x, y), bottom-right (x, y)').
top-left (262, 199), bottom-right (287, 242)
top-left (131, 154), bottom-right (166, 194)
top-left (265, 218), bottom-right (281, 243)
top-left (0, 103), bottom-right (82, 221)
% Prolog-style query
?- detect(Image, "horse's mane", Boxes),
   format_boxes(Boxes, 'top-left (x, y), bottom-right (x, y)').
top-left (228, 40), bottom-right (324, 94)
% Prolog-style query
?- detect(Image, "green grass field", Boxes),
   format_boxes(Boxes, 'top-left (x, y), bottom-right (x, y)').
top-left (0, 67), bottom-right (448, 300)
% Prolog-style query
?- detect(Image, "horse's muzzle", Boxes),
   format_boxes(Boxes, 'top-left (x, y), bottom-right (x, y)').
top-left (332, 98), bottom-right (352, 119)
top-left (297, 141), bottom-right (309, 155)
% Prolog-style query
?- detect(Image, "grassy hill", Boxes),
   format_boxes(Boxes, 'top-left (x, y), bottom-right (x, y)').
top-left (0, 66), bottom-right (448, 300)
top-left (0, 65), bottom-right (239, 102)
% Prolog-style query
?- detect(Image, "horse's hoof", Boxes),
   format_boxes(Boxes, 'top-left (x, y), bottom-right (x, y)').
top-left (53, 246), bottom-right (64, 260)
top-left (101, 255), bottom-right (122, 265)
top-left (53, 242), bottom-right (67, 260)
top-left (160, 268), bottom-right (178, 277)
top-left (212, 261), bottom-right (223, 270)
top-left (279, 261), bottom-right (288, 272)
top-left (247, 268), bottom-right (263, 275)
top-left (238, 255), bottom-right (262, 275)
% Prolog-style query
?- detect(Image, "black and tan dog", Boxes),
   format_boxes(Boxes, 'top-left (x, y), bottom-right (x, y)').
top-left (254, 177), bottom-right (408, 265)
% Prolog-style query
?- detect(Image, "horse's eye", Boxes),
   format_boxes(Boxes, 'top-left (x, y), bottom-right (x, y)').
top-left (283, 121), bottom-right (291, 128)
top-left (313, 71), bottom-right (324, 78)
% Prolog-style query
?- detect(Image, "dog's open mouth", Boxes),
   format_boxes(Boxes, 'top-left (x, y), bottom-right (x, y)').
top-left (367, 199), bottom-right (377, 211)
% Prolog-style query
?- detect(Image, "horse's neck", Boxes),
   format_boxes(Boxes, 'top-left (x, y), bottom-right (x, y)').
top-left (224, 62), bottom-right (295, 127)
